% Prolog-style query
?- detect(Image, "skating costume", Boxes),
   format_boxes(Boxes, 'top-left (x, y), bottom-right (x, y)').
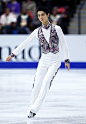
top-left (11, 22), bottom-right (70, 115)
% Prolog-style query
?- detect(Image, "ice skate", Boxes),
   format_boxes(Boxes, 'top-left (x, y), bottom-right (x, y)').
top-left (28, 111), bottom-right (36, 118)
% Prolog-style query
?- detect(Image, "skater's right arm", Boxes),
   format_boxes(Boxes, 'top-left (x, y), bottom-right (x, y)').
top-left (6, 29), bottom-right (38, 62)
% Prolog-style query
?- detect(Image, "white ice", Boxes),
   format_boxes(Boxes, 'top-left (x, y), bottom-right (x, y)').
top-left (0, 69), bottom-right (86, 124)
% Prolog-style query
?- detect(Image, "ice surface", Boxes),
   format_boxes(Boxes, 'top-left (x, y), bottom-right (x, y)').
top-left (0, 69), bottom-right (86, 124)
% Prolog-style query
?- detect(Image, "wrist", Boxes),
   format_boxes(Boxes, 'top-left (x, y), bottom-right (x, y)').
top-left (65, 59), bottom-right (70, 64)
top-left (10, 53), bottom-right (15, 58)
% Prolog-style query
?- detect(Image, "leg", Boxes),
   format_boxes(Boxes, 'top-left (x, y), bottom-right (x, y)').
top-left (28, 61), bottom-right (48, 112)
top-left (30, 62), bottom-right (61, 113)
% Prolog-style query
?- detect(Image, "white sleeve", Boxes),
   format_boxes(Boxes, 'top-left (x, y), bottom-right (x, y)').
top-left (12, 29), bottom-right (38, 56)
top-left (56, 26), bottom-right (69, 60)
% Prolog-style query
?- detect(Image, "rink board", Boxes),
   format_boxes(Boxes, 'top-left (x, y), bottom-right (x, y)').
top-left (0, 35), bottom-right (86, 68)
top-left (0, 62), bottom-right (86, 68)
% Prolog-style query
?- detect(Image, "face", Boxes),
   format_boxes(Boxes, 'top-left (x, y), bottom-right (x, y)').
top-left (22, 8), bottom-right (27, 14)
top-left (52, 7), bottom-right (57, 16)
top-left (11, 0), bottom-right (16, 1)
top-left (12, 22), bottom-right (16, 27)
top-left (37, 11), bottom-right (49, 24)
top-left (5, 8), bottom-right (10, 15)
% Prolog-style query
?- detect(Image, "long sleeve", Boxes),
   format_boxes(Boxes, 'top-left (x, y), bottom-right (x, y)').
top-left (56, 26), bottom-right (69, 60)
top-left (16, 3), bottom-right (21, 14)
top-left (12, 29), bottom-right (38, 56)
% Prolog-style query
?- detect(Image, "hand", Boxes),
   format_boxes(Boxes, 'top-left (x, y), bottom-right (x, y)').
top-left (6, 55), bottom-right (12, 62)
top-left (65, 63), bottom-right (70, 71)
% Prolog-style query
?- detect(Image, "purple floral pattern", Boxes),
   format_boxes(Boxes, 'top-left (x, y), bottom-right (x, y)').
top-left (38, 24), bottom-right (59, 54)
top-left (42, 22), bottom-right (51, 29)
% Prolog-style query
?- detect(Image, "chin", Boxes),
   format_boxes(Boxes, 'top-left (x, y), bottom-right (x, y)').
top-left (40, 20), bottom-right (45, 24)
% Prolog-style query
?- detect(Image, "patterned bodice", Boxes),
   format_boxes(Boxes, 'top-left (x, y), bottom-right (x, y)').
top-left (38, 24), bottom-right (59, 54)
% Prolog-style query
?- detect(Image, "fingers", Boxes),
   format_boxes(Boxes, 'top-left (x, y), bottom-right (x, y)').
top-left (6, 57), bottom-right (9, 62)
top-left (65, 63), bottom-right (70, 71)
top-left (6, 56), bottom-right (11, 62)
top-left (65, 64), bottom-right (67, 68)
top-left (67, 65), bottom-right (70, 71)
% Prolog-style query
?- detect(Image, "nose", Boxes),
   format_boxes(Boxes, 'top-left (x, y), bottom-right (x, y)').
top-left (40, 16), bottom-right (42, 19)
top-left (40, 17), bottom-right (43, 20)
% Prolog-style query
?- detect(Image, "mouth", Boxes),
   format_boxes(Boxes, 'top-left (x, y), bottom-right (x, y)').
top-left (40, 19), bottom-right (43, 21)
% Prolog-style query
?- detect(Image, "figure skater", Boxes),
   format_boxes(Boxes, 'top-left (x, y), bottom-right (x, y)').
top-left (6, 7), bottom-right (70, 118)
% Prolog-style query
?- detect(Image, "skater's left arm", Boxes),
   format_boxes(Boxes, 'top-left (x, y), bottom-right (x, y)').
top-left (57, 26), bottom-right (70, 71)
top-left (65, 59), bottom-right (70, 71)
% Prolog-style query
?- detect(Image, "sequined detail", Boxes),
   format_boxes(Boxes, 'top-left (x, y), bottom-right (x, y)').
top-left (38, 24), bottom-right (59, 54)
top-left (49, 66), bottom-right (60, 89)
top-left (11, 53), bottom-right (15, 57)
top-left (65, 59), bottom-right (70, 63)
top-left (42, 22), bottom-right (51, 29)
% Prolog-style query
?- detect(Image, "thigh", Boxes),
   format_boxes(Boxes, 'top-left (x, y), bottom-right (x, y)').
top-left (42, 62), bottom-right (61, 89)
top-left (33, 61), bottom-right (48, 88)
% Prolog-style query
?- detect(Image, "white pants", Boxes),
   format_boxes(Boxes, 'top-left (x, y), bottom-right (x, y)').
top-left (28, 52), bottom-right (61, 114)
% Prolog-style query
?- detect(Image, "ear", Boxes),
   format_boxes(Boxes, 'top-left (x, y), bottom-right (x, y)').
top-left (48, 13), bottom-right (50, 17)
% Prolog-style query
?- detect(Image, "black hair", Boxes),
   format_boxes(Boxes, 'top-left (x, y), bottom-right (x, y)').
top-left (37, 6), bottom-right (50, 15)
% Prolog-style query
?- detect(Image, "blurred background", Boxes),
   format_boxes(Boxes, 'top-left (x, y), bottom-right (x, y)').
top-left (0, 0), bottom-right (86, 68)
top-left (0, 1), bottom-right (86, 123)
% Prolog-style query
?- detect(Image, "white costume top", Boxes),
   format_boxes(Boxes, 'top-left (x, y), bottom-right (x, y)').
top-left (12, 25), bottom-right (69, 64)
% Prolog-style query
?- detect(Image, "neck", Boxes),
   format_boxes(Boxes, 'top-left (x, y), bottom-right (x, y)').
top-left (12, 1), bottom-right (17, 3)
top-left (54, 14), bottom-right (56, 17)
top-left (42, 20), bottom-right (49, 26)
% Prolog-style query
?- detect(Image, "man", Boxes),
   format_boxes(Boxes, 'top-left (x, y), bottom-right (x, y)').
top-left (6, 7), bottom-right (70, 118)
top-left (0, 8), bottom-right (16, 27)
top-left (7, 0), bottom-right (21, 17)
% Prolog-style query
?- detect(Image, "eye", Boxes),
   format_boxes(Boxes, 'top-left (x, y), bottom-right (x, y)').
top-left (41, 13), bottom-right (44, 16)
top-left (38, 14), bottom-right (40, 17)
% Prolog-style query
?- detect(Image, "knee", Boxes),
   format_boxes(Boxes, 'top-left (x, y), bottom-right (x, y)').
top-left (32, 80), bottom-right (41, 89)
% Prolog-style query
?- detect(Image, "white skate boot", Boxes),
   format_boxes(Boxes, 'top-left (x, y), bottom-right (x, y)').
top-left (28, 111), bottom-right (36, 118)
